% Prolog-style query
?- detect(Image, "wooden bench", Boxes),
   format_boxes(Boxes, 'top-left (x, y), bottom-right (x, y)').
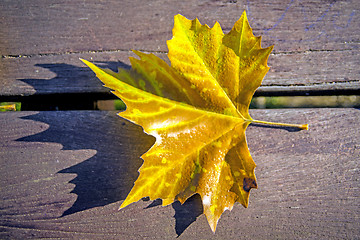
top-left (1, 1), bottom-right (359, 239)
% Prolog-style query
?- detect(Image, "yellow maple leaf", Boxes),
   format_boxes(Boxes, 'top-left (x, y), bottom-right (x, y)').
top-left (81, 11), bottom-right (308, 232)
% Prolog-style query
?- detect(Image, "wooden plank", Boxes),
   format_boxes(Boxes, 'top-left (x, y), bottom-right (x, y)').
top-left (1, 0), bottom-right (359, 98)
top-left (1, 109), bottom-right (359, 239)
top-left (0, 51), bottom-right (133, 98)
top-left (0, 0), bottom-right (359, 55)
top-left (1, 49), bottom-right (359, 100)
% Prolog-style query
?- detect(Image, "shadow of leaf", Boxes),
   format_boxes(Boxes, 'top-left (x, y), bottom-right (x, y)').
top-left (17, 110), bottom-right (154, 216)
top-left (17, 61), bottom-right (206, 235)
top-left (172, 194), bottom-right (203, 237)
top-left (18, 61), bottom-right (130, 110)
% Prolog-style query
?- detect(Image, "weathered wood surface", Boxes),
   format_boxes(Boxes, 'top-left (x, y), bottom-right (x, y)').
top-left (1, 109), bottom-right (359, 239)
top-left (1, 0), bottom-right (359, 99)
top-left (1, 0), bottom-right (358, 54)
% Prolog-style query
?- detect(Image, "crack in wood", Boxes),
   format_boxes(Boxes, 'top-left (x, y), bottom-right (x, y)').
top-left (262, 79), bottom-right (360, 87)
top-left (1, 49), bottom-right (168, 59)
top-left (2, 47), bottom-right (357, 59)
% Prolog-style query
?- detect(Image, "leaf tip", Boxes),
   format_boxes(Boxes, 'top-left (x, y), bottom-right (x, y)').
top-left (119, 200), bottom-right (131, 210)
top-left (173, 13), bottom-right (186, 24)
top-left (79, 58), bottom-right (91, 64)
top-left (209, 219), bottom-right (218, 233)
top-left (241, 10), bottom-right (247, 19)
top-left (79, 58), bottom-right (96, 71)
top-left (131, 49), bottom-right (142, 57)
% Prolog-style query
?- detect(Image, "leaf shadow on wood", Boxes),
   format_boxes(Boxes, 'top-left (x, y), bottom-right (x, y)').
top-left (17, 111), bottom-right (154, 216)
top-left (16, 62), bottom-right (205, 235)
top-left (172, 194), bottom-right (203, 237)
top-left (143, 195), bottom-right (204, 237)
top-left (18, 61), bottom-right (130, 110)
top-left (16, 61), bottom-right (154, 215)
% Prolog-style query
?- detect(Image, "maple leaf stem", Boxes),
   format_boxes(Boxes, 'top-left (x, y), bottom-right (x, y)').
top-left (251, 119), bottom-right (308, 130)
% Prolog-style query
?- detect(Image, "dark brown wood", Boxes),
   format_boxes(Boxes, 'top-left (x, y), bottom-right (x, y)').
top-left (1, 109), bottom-right (359, 239)
top-left (0, 0), bottom-right (359, 98)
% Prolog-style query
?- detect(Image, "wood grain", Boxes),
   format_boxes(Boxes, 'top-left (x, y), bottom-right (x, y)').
top-left (1, 49), bottom-right (359, 100)
top-left (1, 1), bottom-right (358, 238)
top-left (1, 0), bottom-right (358, 55)
top-left (0, 0), bottom-right (359, 98)
top-left (1, 109), bottom-right (359, 239)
